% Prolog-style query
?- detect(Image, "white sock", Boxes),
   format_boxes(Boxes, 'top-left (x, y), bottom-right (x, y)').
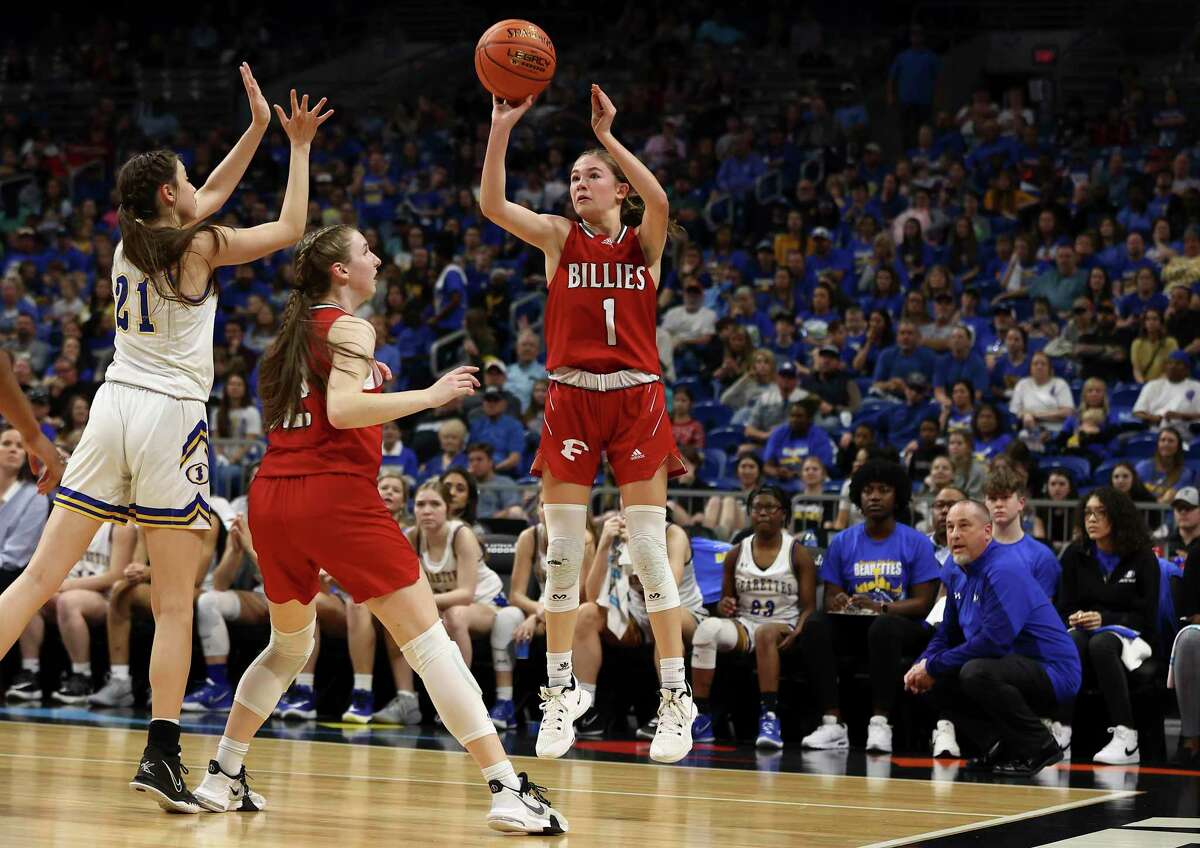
top-left (580, 681), bottom-right (597, 698)
top-left (295, 673), bottom-right (315, 688)
top-left (216, 736), bottom-right (250, 777)
top-left (481, 759), bottom-right (521, 793)
top-left (353, 674), bottom-right (372, 692)
top-left (547, 651), bottom-right (572, 688)
top-left (496, 686), bottom-right (513, 701)
top-left (398, 689), bottom-right (417, 698)
top-left (21, 659), bottom-right (38, 673)
top-left (72, 662), bottom-right (91, 676)
top-left (110, 664), bottom-right (130, 681)
top-left (659, 656), bottom-right (686, 690)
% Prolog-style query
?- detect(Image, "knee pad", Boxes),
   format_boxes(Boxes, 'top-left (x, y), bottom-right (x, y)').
top-left (196, 590), bottom-right (240, 658)
top-left (691, 616), bottom-right (726, 670)
top-left (625, 505), bottom-right (679, 614)
top-left (543, 503), bottom-right (588, 613)
top-left (402, 621), bottom-right (494, 744)
top-left (490, 605), bottom-right (525, 673)
top-left (233, 617), bottom-right (316, 718)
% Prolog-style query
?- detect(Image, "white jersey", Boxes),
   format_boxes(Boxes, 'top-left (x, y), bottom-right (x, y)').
top-left (68, 524), bottom-right (113, 580)
top-left (734, 531), bottom-right (800, 626)
top-left (103, 241), bottom-right (217, 402)
top-left (414, 520), bottom-right (505, 604)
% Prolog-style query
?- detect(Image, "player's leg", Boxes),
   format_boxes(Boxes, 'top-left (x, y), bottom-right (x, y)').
top-left (441, 601), bottom-right (496, 668)
top-left (690, 617), bottom-right (744, 742)
top-left (89, 580), bottom-right (147, 708)
top-left (279, 590), bottom-right (344, 720)
top-left (8, 600), bottom-right (52, 701)
top-left (368, 575), bottom-right (567, 833)
top-left (51, 589), bottom-right (109, 703)
top-left (489, 603), bottom-right (526, 730)
top-left (752, 622), bottom-right (793, 750)
top-left (186, 589), bottom-right (268, 712)
top-left (195, 598), bottom-right (315, 813)
top-left (343, 600), bottom-right (377, 722)
top-left (0, 509), bottom-right (105, 661)
top-left (619, 463), bottom-right (694, 763)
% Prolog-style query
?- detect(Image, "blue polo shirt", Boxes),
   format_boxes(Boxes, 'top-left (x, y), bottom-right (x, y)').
top-left (469, 413), bottom-right (526, 466)
top-left (934, 351), bottom-right (989, 391)
top-left (873, 345), bottom-right (938, 384)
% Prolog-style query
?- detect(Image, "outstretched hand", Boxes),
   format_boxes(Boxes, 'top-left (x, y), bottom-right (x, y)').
top-left (427, 365), bottom-right (480, 408)
top-left (590, 84), bottom-right (616, 137)
top-left (274, 89), bottom-right (334, 148)
top-left (240, 62), bottom-right (270, 128)
top-left (27, 432), bottom-right (63, 495)
top-left (491, 94), bottom-right (534, 130)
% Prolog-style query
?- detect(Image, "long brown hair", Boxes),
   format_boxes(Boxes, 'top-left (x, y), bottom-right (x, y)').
top-left (574, 148), bottom-right (685, 239)
top-left (258, 225), bottom-right (370, 432)
top-left (116, 150), bottom-right (225, 303)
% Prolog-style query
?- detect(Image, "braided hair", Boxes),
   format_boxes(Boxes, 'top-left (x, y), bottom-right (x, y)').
top-left (115, 150), bottom-right (225, 303)
top-left (258, 225), bottom-right (371, 432)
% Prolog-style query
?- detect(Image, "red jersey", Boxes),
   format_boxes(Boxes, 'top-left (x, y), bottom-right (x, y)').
top-left (544, 221), bottom-right (661, 375)
top-left (257, 304), bottom-right (384, 479)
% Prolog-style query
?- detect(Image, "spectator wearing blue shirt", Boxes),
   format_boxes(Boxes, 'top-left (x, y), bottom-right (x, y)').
top-left (381, 420), bottom-right (419, 481)
top-left (430, 245), bottom-right (468, 333)
top-left (1118, 266), bottom-right (1168, 323)
top-left (807, 227), bottom-right (853, 297)
top-left (882, 373), bottom-right (941, 445)
top-left (763, 401), bottom-right (835, 492)
top-left (888, 26), bottom-right (942, 146)
top-left (797, 460), bottom-right (942, 752)
top-left (0, 437), bottom-right (50, 597)
top-left (1029, 244), bottom-right (1087, 318)
top-left (469, 387), bottom-right (525, 475)
top-left (1111, 233), bottom-right (1158, 294)
top-left (907, 500), bottom-right (1080, 776)
top-left (1135, 426), bottom-right (1196, 502)
top-left (505, 331), bottom-right (546, 413)
top-left (984, 469), bottom-right (1061, 600)
top-left (872, 319), bottom-right (938, 397)
top-left (934, 325), bottom-right (989, 405)
top-left (419, 418), bottom-right (468, 483)
top-left (715, 133), bottom-right (766, 200)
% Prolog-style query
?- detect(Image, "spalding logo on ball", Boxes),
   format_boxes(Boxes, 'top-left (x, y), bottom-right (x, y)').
top-left (475, 19), bottom-right (557, 104)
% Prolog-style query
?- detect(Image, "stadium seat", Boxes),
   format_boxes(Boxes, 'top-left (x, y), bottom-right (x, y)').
top-left (700, 448), bottom-right (728, 481)
top-left (1041, 456), bottom-right (1090, 485)
top-left (1093, 458), bottom-right (1121, 485)
top-left (692, 401), bottom-right (734, 431)
top-left (1119, 433), bottom-right (1158, 458)
top-left (707, 426), bottom-right (746, 454)
top-left (673, 376), bottom-right (714, 402)
top-left (1110, 385), bottom-right (1142, 410)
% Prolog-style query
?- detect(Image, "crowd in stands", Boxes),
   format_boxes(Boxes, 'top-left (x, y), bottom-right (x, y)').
top-left (2, 8), bottom-right (1200, 765)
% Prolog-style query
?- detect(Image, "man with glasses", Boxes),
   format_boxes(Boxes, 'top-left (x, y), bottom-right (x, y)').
top-left (929, 487), bottom-right (967, 565)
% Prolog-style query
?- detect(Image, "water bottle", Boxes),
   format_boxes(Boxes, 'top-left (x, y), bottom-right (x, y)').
top-left (514, 639), bottom-right (531, 660)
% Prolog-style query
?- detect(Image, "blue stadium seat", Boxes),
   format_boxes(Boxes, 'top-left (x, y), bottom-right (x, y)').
top-left (692, 401), bottom-right (733, 431)
top-left (1094, 458), bottom-right (1121, 485)
top-left (1041, 456), bottom-right (1091, 485)
top-left (1110, 385), bottom-right (1142, 410)
top-left (1119, 433), bottom-right (1158, 458)
top-left (707, 426), bottom-right (745, 454)
top-left (700, 448), bottom-right (728, 481)
top-left (673, 376), bottom-right (714, 402)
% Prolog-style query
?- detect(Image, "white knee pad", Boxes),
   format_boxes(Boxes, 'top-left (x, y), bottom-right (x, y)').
top-left (625, 505), bottom-right (679, 613)
top-left (691, 617), bottom-right (739, 670)
top-left (402, 621), bottom-right (494, 745)
top-left (543, 503), bottom-right (588, 613)
top-left (196, 590), bottom-right (241, 658)
top-left (490, 605), bottom-right (525, 673)
top-left (233, 618), bottom-right (316, 718)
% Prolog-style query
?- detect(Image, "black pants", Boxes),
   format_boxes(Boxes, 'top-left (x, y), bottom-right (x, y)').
top-left (0, 568), bottom-right (24, 686)
top-left (933, 655), bottom-right (1059, 759)
top-left (1071, 628), bottom-right (1135, 726)
top-left (800, 612), bottom-right (931, 715)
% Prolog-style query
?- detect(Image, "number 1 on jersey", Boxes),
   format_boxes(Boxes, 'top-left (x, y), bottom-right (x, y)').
top-left (602, 297), bottom-right (616, 346)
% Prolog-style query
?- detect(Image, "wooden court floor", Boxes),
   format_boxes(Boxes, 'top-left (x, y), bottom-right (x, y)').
top-left (0, 721), bottom-right (1129, 847)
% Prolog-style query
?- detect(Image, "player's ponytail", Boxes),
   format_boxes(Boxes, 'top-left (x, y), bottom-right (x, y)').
top-left (116, 150), bottom-right (225, 304)
top-left (259, 224), bottom-right (366, 432)
top-left (578, 148), bottom-right (686, 241)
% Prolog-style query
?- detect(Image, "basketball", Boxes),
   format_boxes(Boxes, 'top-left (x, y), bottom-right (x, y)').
top-left (474, 19), bottom-right (556, 104)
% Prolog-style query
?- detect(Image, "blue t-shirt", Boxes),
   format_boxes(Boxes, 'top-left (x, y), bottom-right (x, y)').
top-left (469, 414), bottom-right (526, 466)
top-left (934, 351), bottom-right (989, 391)
top-left (997, 533), bottom-right (1062, 600)
top-left (1117, 290), bottom-right (1168, 319)
top-left (419, 451), bottom-right (467, 482)
top-left (1134, 459), bottom-right (1197, 501)
top-left (923, 542), bottom-right (1082, 703)
top-left (764, 423), bottom-right (835, 484)
top-left (873, 345), bottom-right (938, 384)
top-left (820, 522), bottom-right (941, 603)
top-left (889, 49), bottom-right (942, 106)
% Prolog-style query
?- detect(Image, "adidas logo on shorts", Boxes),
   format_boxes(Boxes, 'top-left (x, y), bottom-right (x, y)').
top-left (630, 448), bottom-right (645, 460)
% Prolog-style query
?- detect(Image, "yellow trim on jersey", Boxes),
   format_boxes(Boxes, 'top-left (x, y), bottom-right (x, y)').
top-left (52, 498), bottom-right (131, 526)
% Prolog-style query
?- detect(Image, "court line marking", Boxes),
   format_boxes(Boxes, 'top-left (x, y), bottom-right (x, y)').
top-left (859, 790), bottom-right (1139, 848)
top-left (0, 717), bottom-right (1113, 795)
top-left (0, 749), bottom-right (1041, 820)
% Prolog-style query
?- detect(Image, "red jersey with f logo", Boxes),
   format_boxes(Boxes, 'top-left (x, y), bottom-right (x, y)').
top-left (545, 222), bottom-right (661, 375)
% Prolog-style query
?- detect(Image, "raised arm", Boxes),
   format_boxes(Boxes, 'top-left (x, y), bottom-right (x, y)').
top-left (479, 96), bottom-right (569, 254)
top-left (193, 64), bottom-right (270, 220)
top-left (324, 316), bottom-right (479, 429)
top-left (199, 89), bottom-right (333, 269)
top-left (590, 84), bottom-right (669, 266)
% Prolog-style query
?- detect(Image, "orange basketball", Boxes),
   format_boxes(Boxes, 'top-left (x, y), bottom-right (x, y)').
top-left (474, 19), bottom-right (556, 104)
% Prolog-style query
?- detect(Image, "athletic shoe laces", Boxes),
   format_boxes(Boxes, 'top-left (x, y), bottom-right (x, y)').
top-left (538, 686), bottom-right (570, 730)
top-left (518, 772), bottom-right (551, 806)
top-left (656, 688), bottom-right (690, 735)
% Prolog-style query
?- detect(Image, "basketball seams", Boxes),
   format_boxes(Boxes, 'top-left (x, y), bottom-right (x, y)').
top-left (475, 18), bottom-right (556, 102)
top-left (481, 48), bottom-right (552, 84)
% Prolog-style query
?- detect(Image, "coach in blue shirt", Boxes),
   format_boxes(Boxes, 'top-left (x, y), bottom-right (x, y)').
top-left (906, 500), bottom-right (1081, 777)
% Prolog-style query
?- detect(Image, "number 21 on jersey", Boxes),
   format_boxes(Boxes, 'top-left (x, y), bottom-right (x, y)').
top-left (114, 275), bottom-right (156, 335)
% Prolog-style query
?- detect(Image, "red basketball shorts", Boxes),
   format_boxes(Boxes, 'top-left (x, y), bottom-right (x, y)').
top-left (532, 381), bottom-right (685, 487)
top-left (248, 473), bottom-right (420, 605)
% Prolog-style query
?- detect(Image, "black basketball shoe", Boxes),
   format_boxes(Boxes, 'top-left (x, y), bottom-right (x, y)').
top-left (129, 746), bottom-right (200, 813)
